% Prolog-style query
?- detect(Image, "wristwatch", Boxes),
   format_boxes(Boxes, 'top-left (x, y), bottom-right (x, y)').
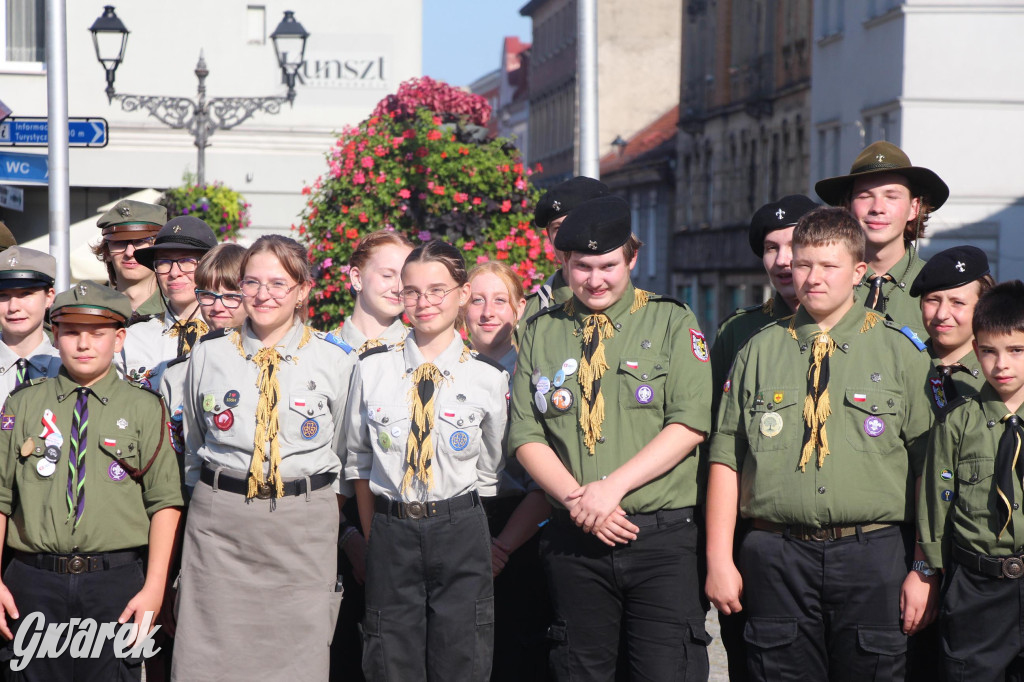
top-left (912, 560), bottom-right (938, 577)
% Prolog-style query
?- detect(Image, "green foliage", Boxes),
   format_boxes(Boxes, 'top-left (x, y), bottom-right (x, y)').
top-left (160, 174), bottom-right (250, 241)
top-left (296, 78), bottom-right (554, 329)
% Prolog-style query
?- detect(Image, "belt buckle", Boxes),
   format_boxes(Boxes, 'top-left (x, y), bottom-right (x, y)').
top-left (256, 482), bottom-right (273, 500)
top-left (1002, 556), bottom-right (1024, 579)
top-left (406, 501), bottom-right (425, 520)
top-left (67, 555), bottom-right (87, 574)
top-left (809, 527), bottom-right (830, 542)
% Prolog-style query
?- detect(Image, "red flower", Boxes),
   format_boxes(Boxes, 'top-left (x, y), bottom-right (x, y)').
top-left (472, 197), bottom-right (482, 205)
top-left (359, 213), bottom-right (369, 223)
top-left (496, 250), bottom-right (509, 260)
top-left (453, 192), bottom-right (468, 203)
top-left (500, 200), bottom-right (512, 213)
top-left (398, 188), bottom-right (412, 199)
top-left (346, 228), bottom-right (359, 239)
top-left (426, 130), bottom-right (443, 141)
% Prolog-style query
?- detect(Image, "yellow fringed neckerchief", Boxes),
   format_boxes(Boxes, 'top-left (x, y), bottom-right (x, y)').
top-left (169, 318), bottom-right (210, 356)
top-left (357, 338), bottom-right (384, 356)
top-left (401, 363), bottom-right (447, 493)
top-left (798, 326), bottom-right (837, 472)
top-left (230, 325), bottom-right (312, 499)
top-left (578, 314), bottom-right (616, 454)
top-left (459, 345), bottom-right (473, 363)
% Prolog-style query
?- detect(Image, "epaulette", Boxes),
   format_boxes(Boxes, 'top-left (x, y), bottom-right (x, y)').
top-left (468, 350), bottom-right (507, 375)
top-left (882, 320), bottom-right (928, 351)
top-left (322, 331), bottom-right (354, 354)
top-left (934, 394), bottom-right (971, 424)
top-left (126, 313), bottom-right (159, 329)
top-left (129, 382), bottom-right (166, 402)
top-left (524, 302), bottom-right (564, 327)
top-left (163, 355), bottom-right (189, 370)
top-left (198, 327), bottom-right (230, 343)
top-left (647, 295), bottom-right (690, 309)
top-left (9, 377), bottom-right (47, 396)
top-left (722, 303), bottom-right (764, 325)
top-left (359, 345), bottom-right (389, 360)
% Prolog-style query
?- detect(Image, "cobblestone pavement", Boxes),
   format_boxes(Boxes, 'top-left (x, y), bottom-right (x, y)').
top-left (706, 607), bottom-right (730, 681)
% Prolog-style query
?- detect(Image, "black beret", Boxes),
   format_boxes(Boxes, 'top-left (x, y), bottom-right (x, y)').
top-left (910, 245), bottom-right (990, 297)
top-left (553, 195), bottom-right (631, 255)
top-left (748, 195), bottom-right (819, 257)
top-left (535, 176), bottom-right (609, 228)
top-left (134, 216), bottom-right (218, 270)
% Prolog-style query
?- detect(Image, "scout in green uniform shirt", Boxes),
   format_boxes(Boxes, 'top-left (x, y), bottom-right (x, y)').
top-left (510, 195), bottom-right (712, 680)
top-left (0, 281), bottom-right (182, 679)
top-left (707, 208), bottom-right (935, 682)
top-left (918, 281), bottom-right (1024, 679)
top-left (516, 176), bottom-right (608, 346)
top-left (816, 141), bottom-right (950, 338)
top-left (94, 199), bottom-right (167, 321)
top-left (911, 245), bottom-right (993, 412)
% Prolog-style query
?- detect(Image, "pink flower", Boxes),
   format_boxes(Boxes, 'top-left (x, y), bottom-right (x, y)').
top-left (476, 254), bottom-right (489, 264)
top-left (463, 240), bottom-right (476, 250)
top-left (361, 156), bottom-right (374, 169)
top-left (353, 172), bottom-right (366, 184)
top-left (501, 200), bottom-right (512, 213)
top-left (453, 192), bottom-right (468, 203)
top-left (398, 188), bottom-right (411, 199)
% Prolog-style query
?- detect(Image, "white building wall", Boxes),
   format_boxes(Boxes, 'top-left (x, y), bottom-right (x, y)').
top-left (0, 1), bottom-right (422, 238)
top-left (810, 0), bottom-right (1024, 279)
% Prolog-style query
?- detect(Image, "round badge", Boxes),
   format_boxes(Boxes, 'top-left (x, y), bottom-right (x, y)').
top-left (44, 445), bottom-right (60, 463)
top-left (202, 394), bottom-right (216, 412)
top-left (550, 387), bottom-right (574, 412)
top-left (449, 430), bottom-right (470, 451)
top-left (214, 409), bottom-right (234, 431)
top-left (561, 358), bottom-right (578, 376)
top-left (759, 412), bottom-right (784, 438)
top-left (300, 418), bottom-right (319, 440)
top-left (941, 489), bottom-right (954, 502)
top-left (223, 390), bottom-right (241, 408)
top-left (45, 433), bottom-right (63, 448)
top-left (635, 384), bottom-right (654, 405)
top-left (940, 468), bottom-right (953, 481)
top-left (534, 390), bottom-right (548, 414)
top-left (36, 458), bottom-right (55, 477)
top-left (108, 461), bottom-right (128, 482)
top-left (378, 431), bottom-right (392, 449)
top-left (531, 367), bottom-right (543, 384)
top-left (536, 376), bottom-right (551, 395)
top-left (391, 426), bottom-right (401, 437)
top-left (553, 369), bottom-right (566, 387)
top-left (864, 416), bottom-right (885, 437)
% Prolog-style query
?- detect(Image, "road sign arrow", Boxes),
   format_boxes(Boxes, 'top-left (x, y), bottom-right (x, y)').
top-left (91, 121), bottom-right (105, 145)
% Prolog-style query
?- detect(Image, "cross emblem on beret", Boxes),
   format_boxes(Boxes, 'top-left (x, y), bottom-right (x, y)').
top-left (955, 260), bottom-right (965, 273)
top-left (78, 283), bottom-right (88, 296)
top-left (117, 204), bottom-right (131, 217)
top-left (172, 225), bottom-right (182, 233)
top-left (588, 240), bottom-right (598, 250)
top-left (775, 208), bottom-right (785, 220)
top-left (552, 200), bottom-right (562, 212)
top-left (876, 154), bottom-right (885, 163)
top-left (6, 257), bottom-right (16, 267)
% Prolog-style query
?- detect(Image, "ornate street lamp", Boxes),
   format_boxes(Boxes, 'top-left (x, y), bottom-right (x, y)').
top-left (89, 6), bottom-right (309, 186)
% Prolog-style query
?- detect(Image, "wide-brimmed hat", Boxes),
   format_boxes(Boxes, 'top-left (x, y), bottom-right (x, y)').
top-left (814, 141), bottom-right (949, 209)
top-left (134, 216), bottom-right (217, 270)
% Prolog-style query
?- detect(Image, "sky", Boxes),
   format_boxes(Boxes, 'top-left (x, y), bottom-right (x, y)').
top-left (422, 0), bottom-right (532, 88)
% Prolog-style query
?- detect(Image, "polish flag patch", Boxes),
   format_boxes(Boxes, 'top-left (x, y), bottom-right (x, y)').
top-left (625, 361), bottom-right (639, 370)
top-left (444, 411), bottom-right (456, 418)
top-left (294, 400), bottom-right (306, 407)
top-left (853, 394), bottom-right (867, 402)
top-left (103, 438), bottom-right (117, 447)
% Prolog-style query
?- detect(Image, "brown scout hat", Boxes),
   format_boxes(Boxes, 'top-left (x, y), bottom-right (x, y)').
top-left (814, 141), bottom-right (949, 210)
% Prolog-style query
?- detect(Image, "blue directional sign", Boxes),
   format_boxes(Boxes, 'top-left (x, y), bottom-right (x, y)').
top-left (0, 117), bottom-right (108, 148)
top-left (0, 151), bottom-right (48, 184)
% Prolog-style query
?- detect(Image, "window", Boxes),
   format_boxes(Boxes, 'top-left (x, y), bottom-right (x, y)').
top-left (819, 0), bottom-right (845, 38)
top-left (645, 189), bottom-right (657, 279)
top-left (247, 6), bottom-right (266, 45)
top-left (4, 0), bottom-right (44, 63)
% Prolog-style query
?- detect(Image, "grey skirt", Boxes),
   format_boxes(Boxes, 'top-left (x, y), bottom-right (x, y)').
top-left (171, 473), bottom-right (341, 682)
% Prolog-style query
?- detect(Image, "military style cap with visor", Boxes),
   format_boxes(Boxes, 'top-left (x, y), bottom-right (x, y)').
top-left (535, 176), bottom-right (610, 228)
top-left (96, 200), bottom-right (168, 241)
top-left (0, 246), bottom-right (56, 290)
top-left (814, 140), bottom-right (949, 209)
top-left (50, 280), bottom-right (132, 326)
top-left (133, 216), bottom-right (218, 270)
top-left (553, 195), bottom-right (631, 255)
top-left (909, 245), bottom-right (990, 297)
top-left (748, 194), bottom-right (819, 257)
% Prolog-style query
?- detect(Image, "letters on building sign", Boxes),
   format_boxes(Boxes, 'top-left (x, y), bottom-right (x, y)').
top-left (293, 54), bottom-right (390, 89)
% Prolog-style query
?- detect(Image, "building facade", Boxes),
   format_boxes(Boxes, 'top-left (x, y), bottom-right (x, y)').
top-left (0, 0), bottom-right (422, 242)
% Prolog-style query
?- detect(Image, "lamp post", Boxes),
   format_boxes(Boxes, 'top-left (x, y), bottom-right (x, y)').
top-left (89, 6), bottom-right (309, 187)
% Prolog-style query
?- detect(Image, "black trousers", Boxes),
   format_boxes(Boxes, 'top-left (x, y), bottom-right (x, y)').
top-left (1, 557), bottom-right (145, 681)
top-left (739, 525), bottom-right (908, 682)
top-left (331, 498), bottom-right (366, 682)
top-left (541, 509), bottom-right (710, 682)
top-left (939, 560), bottom-right (1024, 681)
top-left (362, 499), bottom-right (494, 682)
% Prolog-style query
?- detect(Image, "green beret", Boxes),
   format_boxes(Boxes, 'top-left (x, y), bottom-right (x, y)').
top-left (96, 200), bottom-right (167, 241)
top-left (51, 280), bottom-right (131, 326)
top-left (0, 246), bottom-right (56, 289)
top-left (553, 195), bottom-right (631, 255)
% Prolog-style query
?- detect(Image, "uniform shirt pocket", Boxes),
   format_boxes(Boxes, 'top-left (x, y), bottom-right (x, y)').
top-left (284, 391), bottom-right (332, 447)
top-left (617, 357), bottom-right (669, 411)
top-left (955, 457), bottom-right (995, 518)
top-left (436, 404), bottom-right (484, 460)
top-left (19, 437), bottom-right (57, 485)
top-left (366, 404), bottom-right (410, 458)
top-left (97, 433), bottom-right (141, 485)
top-left (843, 388), bottom-right (901, 455)
top-left (745, 388), bottom-right (801, 453)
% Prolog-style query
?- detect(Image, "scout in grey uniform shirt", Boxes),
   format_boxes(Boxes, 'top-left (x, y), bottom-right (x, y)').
top-left (330, 314), bottom-right (407, 355)
top-left (0, 337), bottom-right (59, 406)
top-left (345, 329), bottom-right (508, 501)
top-left (183, 318), bottom-right (353, 495)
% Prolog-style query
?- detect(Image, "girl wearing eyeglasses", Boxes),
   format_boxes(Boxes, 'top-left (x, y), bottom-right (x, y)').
top-left (345, 240), bottom-right (508, 681)
top-left (118, 216), bottom-right (217, 388)
top-left (465, 261), bottom-right (553, 681)
top-left (173, 235), bottom-right (352, 681)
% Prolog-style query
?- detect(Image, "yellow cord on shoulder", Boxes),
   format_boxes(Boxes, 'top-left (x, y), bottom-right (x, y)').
top-left (860, 311), bottom-right (883, 334)
top-left (630, 288), bottom-right (650, 314)
top-left (762, 297), bottom-right (774, 316)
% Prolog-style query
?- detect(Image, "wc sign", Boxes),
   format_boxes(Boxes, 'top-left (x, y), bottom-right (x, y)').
top-left (0, 151), bottom-right (47, 184)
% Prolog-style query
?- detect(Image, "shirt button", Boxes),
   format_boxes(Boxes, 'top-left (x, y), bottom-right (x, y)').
top-left (597, 437), bottom-right (606, 444)
top-left (641, 374), bottom-right (648, 380)
top-left (871, 405), bottom-right (879, 412)
top-left (457, 419), bottom-right (464, 426)
top-left (988, 420), bottom-right (997, 428)
top-left (841, 343), bottom-right (849, 351)
top-left (800, 345), bottom-right (807, 352)
top-left (614, 323), bottom-right (622, 330)
top-left (443, 370), bottom-right (450, 376)
top-left (1015, 503), bottom-right (1020, 510)
top-left (898, 282), bottom-right (906, 289)
top-left (382, 416), bottom-right (390, 424)
top-left (818, 486), bottom-right (826, 494)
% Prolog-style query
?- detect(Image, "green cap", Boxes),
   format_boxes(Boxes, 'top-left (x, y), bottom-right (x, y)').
top-left (0, 246), bottom-right (56, 290)
top-left (96, 200), bottom-right (167, 241)
top-left (50, 280), bottom-right (132, 326)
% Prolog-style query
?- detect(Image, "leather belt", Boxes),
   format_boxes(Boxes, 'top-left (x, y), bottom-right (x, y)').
top-left (953, 543), bottom-right (1024, 579)
top-left (375, 491), bottom-right (480, 520)
top-left (751, 519), bottom-right (894, 542)
top-left (14, 549), bottom-right (142, 575)
top-left (201, 463), bottom-right (336, 499)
